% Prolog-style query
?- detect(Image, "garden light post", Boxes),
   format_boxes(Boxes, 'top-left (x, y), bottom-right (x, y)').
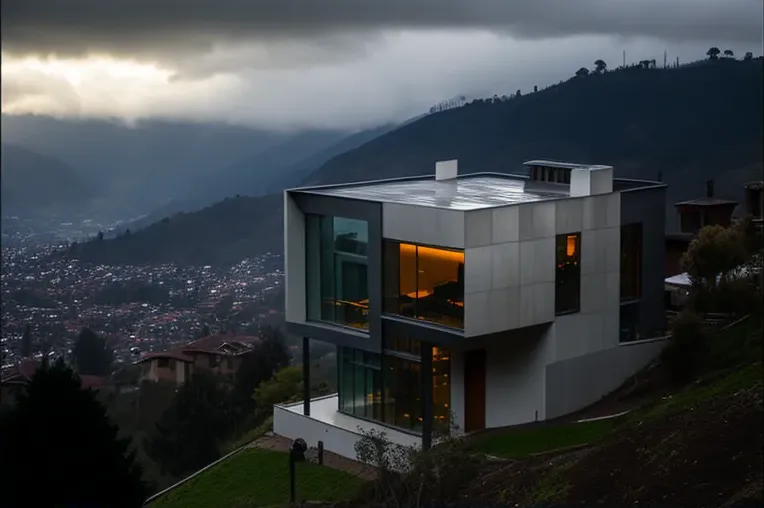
top-left (289, 438), bottom-right (307, 504)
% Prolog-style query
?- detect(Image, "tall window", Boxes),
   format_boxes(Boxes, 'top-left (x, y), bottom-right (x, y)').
top-left (383, 241), bottom-right (464, 329)
top-left (620, 223), bottom-right (643, 301)
top-left (338, 349), bottom-right (382, 420)
top-left (555, 233), bottom-right (581, 314)
top-left (306, 215), bottom-right (369, 329)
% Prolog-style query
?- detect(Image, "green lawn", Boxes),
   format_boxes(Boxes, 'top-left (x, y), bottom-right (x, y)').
top-left (150, 448), bottom-right (365, 508)
top-left (470, 418), bottom-right (617, 458)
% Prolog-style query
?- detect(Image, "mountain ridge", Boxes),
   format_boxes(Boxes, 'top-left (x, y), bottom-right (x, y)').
top-left (69, 58), bottom-right (764, 266)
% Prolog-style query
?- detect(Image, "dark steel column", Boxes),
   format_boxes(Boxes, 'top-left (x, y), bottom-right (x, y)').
top-left (421, 343), bottom-right (433, 451)
top-left (302, 337), bottom-right (311, 416)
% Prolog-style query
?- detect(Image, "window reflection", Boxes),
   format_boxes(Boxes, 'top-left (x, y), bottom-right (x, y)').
top-left (306, 215), bottom-right (369, 329)
top-left (620, 223), bottom-right (643, 301)
top-left (339, 344), bottom-right (451, 433)
top-left (339, 348), bottom-right (382, 419)
top-left (555, 233), bottom-right (581, 314)
top-left (383, 241), bottom-right (464, 329)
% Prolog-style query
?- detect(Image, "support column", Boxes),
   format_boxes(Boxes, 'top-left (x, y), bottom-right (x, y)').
top-left (302, 337), bottom-right (311, 416)
top-left (421, 343), bottom-right (433, 452)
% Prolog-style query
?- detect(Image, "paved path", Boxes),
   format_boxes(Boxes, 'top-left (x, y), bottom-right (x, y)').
top-left (251, 434), bottom-right (377, 481)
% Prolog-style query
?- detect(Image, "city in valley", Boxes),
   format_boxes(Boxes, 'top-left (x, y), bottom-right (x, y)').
top-left (1, 237), bottom-right (285, 369)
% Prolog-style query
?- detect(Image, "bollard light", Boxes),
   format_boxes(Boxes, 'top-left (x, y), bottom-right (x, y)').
top-left (289, 437), bottom-right (308, 503)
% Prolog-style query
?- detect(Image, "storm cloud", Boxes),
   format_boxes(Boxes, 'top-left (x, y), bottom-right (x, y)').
top-left (1, 0), bottom-right (761, 130)
top-left (3, 0), bottom-right (762, 67)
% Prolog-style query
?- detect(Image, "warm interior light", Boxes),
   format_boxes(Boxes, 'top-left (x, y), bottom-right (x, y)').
top-left (566, 235), bottom-right (577, 257)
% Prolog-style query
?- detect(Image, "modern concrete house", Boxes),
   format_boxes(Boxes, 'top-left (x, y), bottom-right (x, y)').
top-left (274, 159), bottom-right (669, 461)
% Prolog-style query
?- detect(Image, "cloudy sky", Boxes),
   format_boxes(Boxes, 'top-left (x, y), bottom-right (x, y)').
top-left (2, 0), bottom-right (762, 131)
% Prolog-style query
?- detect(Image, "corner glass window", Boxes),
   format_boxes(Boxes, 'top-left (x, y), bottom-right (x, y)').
top-left (383, 241), bottom-right (464, 329)
top-left (306, 215), bottom-right (369, 329)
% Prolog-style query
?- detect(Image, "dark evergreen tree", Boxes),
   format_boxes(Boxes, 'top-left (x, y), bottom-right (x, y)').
top-left (72, 327), bottom-right (114, 376)
top-left (0, 359), bottom-right (149, 507)
top-left (231, 327), bottom-right (291, 419)
top-left (145, 372), bottom-right (232, 477)
top-left (20, 323), bottom-right (33, 358)
top-left (200, 323), bottom-right (211, 337)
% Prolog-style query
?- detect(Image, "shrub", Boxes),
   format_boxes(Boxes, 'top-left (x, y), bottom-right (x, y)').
top-left (661, 311), bottom-right (707, 383)
top-left (353, 413), bottom-right (484, 507)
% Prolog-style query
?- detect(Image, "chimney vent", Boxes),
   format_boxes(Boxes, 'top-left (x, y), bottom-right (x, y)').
top-left (706, 180), bottom-right (714, 198)
top-left (435, 159), bottom-right (458, 181)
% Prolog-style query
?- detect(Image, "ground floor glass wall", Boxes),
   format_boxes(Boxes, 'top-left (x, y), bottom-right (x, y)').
top-left (337, 342), bottom-right (451, 433)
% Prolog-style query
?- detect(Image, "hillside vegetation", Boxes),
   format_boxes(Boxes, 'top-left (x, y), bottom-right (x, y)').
top-left (70, 58), bottom-right (763, 266)
top-left (1, 144), bottom-right (96, 218)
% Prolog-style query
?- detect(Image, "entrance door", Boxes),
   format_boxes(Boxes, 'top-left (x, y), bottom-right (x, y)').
top-left (464, 349), bottom-right (486, 432)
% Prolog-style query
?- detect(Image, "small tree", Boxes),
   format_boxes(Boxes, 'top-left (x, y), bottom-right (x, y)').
top-left (72, 327), bottom-right (114, 376)
top-left (661, 310), bottom-right (707, 383)
top-left (594, 59), bottom-right (607, 74)
top-left (251, 365), bottom-right (303, 421)
top-left (145, 371), bottom-right (232, 477)
top-left (0, 359), bottom-right (149, 507)
top-left (681, 224), bottom-right (747, 290)
top-left (707, 47), bottom-right (721, 59)
top-left (723, 49), bottom-right (734, 58)
top-left (744, 52), bottom-right (754, 61)
top-left (575, 67), bottom-right (589, 78)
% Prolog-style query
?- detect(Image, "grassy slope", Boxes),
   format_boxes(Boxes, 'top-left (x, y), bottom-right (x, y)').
top-left (151, 448), bottom-right (365, 508)
top-left (464, 314), bottom-right (763, 507)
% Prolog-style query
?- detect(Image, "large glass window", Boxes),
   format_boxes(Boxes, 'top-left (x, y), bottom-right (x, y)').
top-left (383, 241), bottom-right (464, 329)
top-left (338, 343), bottom-right (451, 434)
top-left (620, 223), bottom-right (643, 301)
top-left (306, 215), bottom-right (369, 329)
top-left (555, 233), bottom-right (581, 314)
top-left (338, 348), bottom-right (382, 420)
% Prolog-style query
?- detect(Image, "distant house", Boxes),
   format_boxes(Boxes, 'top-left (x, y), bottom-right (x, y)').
top-left (1, 360), bottom-right (110, 405)
top-left (134, 334), bottom-right (260, 386)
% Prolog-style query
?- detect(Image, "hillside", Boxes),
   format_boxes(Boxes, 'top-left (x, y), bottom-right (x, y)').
top-left (1, 144), bottom-right (96, 219)
top-left (0, 115), bottom-right (343, 219)
top-left (132, 123), bottom-right (397, 228)
top-left (70, 58), bottom-right (763, 266)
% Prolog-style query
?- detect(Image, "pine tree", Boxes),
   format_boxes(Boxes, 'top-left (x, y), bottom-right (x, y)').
top-left (0, 359), bottom-right (149, 507)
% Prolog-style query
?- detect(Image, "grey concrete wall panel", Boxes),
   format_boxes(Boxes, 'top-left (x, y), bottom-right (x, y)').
top-left (382, 202), bottom-right (465, 249)
top-left (518, 202), bottom-right (556, 241)
top-left (554, 197), bottom-right (584, 235)
top-left (286, 191), bottom-right (383, 353)
top-left (519, 237), bottom-right (555, 286)
top-left (518, 283), bottom-right (555, 329)
top-left (545, 339), bottom-right (667, 419)
top-left (582, 193), bottom-right (621, 231)
top-left (464, 208), bottom-right (493, 248)
top-left (284, 192), bottom-right (306, 324)
top-left (485, 329), bottom-right (551, 426)
top-left (491, 241), bottom-right (520, 289)
top-left (620, 185), bottom-right (668, 336)
top-left (492, 206), bottom-right (520, 243)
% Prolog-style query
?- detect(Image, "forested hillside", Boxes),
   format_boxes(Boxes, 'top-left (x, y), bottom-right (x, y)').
top-left (70, 58), bottom-right (763, 266)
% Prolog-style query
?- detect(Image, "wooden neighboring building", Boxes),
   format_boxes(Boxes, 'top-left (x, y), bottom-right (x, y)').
top-left (665, 180), bottom-right (739, 276)
top-left (135, 334), bottom-right (260, 386)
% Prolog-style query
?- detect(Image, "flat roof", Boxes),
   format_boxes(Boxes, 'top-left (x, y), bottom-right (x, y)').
top-left (675, 197), bottom-right (738, 207)
top-left (299, 174), bottom-right (569, 211)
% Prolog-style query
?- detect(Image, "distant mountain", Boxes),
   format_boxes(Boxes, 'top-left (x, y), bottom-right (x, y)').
top-left (128, 123), bottom-right (399, 230)
top-left (70, 58), bottom-right (763, 266)
top-left (1, 144), bottom-right (96, 219)
top-left (0, 115), bottom-right (340, 218)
